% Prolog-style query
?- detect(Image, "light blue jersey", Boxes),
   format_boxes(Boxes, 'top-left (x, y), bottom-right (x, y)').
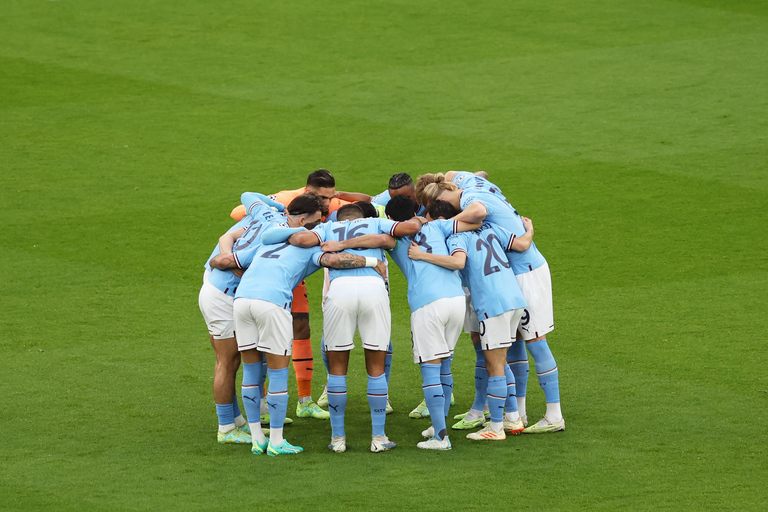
top-left (311, 217), bottom-right (400, 281)
top-left (388, 219), bottom-right (464, 312)
top-left (459, 188), bottom-right (547, 275)
top-left (207, 202), bottom-right (284, 297)
top-left (447, 223), bottom-right (526, 320)
top-left (451, 171), bottom-right (506, 199)
top-left (204, 216), bottom-right (253, 272)
top-left (371, 190), bottom-right (391, 206)
top-left (233, 239), bottom-right (324, 310)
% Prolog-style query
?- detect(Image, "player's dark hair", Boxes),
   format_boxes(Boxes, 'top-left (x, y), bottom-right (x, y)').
top-left (428, 200), bottom-right (459, 220)
top-left (337, 203), bottom-right (364, 221)
top-left (355, 201), bottom-right (378, 218)
top-left (385, 195), bottom-right (416, 222)
top-left (287, 193), bottom-right (324, 217)
top-left (306, 169), bottom-right (335, 189)
top-left (388, 173), bottom-right (413, 190)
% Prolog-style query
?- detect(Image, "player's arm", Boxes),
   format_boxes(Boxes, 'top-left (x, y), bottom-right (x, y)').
top-left (318, 252), bottom-right (388, 280)
top-left (218, 228), bottom-right (246, 254)
top-left (241, 192), bottom-right (284, 213)
top-left (391, 218), bottom-right (424, 238)
top-left (335, 191), bottom-right (373, 202)
top-left (321, 234), bottom-right (396, 253)
top-left (509, 217), bottom-right (534, 252)
top-left (260, 226), bottom-right (321, 247)
top-left (408, 243), bottom-right (467, 270)
top-left (452, 201), bottom-right (487, 224)
top-left (209, 252), bottom-right (239, 270)
top-left (455, 220), bottom-right (482, 232)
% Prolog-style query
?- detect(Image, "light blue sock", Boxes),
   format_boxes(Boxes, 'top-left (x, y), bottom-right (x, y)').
top-left (420, 363), bottom-right (446, 440)
top-left (487, 376), bottom-right (506, 423)
top-left (504, 364), bottom-right (518, 413)
top-left (241, 362), bottom-right (262, 424)
top-left (215, 402), bottom-right (235, 428)
top-left (327, 374), bottom-right (347, 438)
top-left (367, 374), bottom-right (388, 437)
top-left (440, 356), bottom-right (454, 419)
top-left (384, 341), bottom-right (393, 385)
top-left (260, 361), bottom-right (267, 400)
top-left (527, 339), bottom-right (560, 403)
top-left (471, 344), bottom-right (488, 411)
top-left (321, 336), bottom-right (330, 374)
top-left (507, 340), bottom-right (529, 400)
top-left (232, 395), bottom-right (242, 419)
top-left (267, 367), bottom-right (290, 429)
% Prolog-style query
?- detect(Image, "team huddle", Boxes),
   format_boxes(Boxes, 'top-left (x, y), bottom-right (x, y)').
top-left (198, 169), bottom-right (564, 455)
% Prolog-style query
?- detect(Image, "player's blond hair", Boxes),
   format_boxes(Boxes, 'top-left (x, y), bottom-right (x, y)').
top-left (415, 173), bottom-right (445, 206)
top-left (420, 174), bottom-right (458, 207)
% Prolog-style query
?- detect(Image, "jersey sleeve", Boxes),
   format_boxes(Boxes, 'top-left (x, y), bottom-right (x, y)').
top-left (374, 218), bottom-right (401, 236)
top-left (310, 223), bottom-right (330, 243)
top-left (232, 243), bottom-right (260, 269)
top-left (460, 190), bottom-right (493, 216)
top-left (431, 219), bottom-right (459, 238)
top-left (490, 223), bottom-right (517, 251)
top-left (447, 233), bottom-right (469, 255)
top-left (371, 190), bottom-right (391, 206)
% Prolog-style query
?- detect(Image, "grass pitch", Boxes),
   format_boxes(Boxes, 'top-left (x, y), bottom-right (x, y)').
top-left (1, 0), bottom-right (767, 510)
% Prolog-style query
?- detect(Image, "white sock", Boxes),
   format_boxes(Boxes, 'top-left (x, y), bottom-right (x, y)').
top-left (270, 427), bottom-right (284, 445)
top-left (489, 421), bottom-right (503, 432)
top-left (465, 409), bottom-right (484, 422)
top-left (218, 423), bottom-right (236, 433)
top-left (505, 411), bottom-right (520, 422)
top-left (482, 404), bottom-right (490, 413)
top-left (234, 415), bottom-right (246, 428)
top-left (546, 402), bottom-right (563, 422)
top-left (250, 422), bottom-right (266, 444)
top-left (516, 397), bottom-right (527, 418)
top-left (260, 399), bottom-right (268, 415)
top-left (299, 396), bottom-right (312, 404)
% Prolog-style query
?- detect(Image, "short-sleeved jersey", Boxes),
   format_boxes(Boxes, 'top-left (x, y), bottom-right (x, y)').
top-left (269, 187), bottom-right (351, 217)
top-left (451, 171), bottom-right (506, 198)
top-left (371, 189), bottom-right (391, 206)
top-left (459, 188), bottom-right (547, 274)
top-left (447, 223), bottom-right (526, 319)
top-left (388, 219), bottom-right (464, 312)
top-left (204, 215), bottom-right (253, 272)
top-left (233, 240), bottom-right (324, 310)
top-left (310, 217), bottom-right (400, 281)
top-left (207, 202), bottom-right (284, 297)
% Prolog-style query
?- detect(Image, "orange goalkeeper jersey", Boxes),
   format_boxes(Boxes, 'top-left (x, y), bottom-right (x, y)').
top-left (230, 187), bottom-right (351, 221)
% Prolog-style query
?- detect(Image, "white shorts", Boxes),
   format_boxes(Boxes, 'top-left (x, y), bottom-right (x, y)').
top-left (463, 287), bottom-right (480, 333)
top-left (322, 276), bottom-right (391, 352)
top-left (198, 277), bottom-right (235, 340)
top-left (411, 295), bottom-right (465, 363)
top-left (233, 298), bottom-right (293, 355)
top-left (515, 263), bottom-right (555, 341)
top-left (479, 308), bottom-right (525, 351)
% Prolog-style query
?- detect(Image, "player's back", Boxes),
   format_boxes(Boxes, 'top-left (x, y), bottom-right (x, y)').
top-left (312, 218), bottom-right (396, 281)
top-left (389, 220), bottom-right (464, 312)
top-left (451, 171), bottom-right (505, 198)
top-left (208, 203), bottom-right (284, 296)
top-left (234, 239), bottom-right (322, 309)
top-left (447, 223), bottom-right (526, 320)
top-left (459, 188), bottom-right (547, 274)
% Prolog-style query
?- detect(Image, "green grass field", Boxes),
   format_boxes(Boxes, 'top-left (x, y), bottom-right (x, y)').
top-left (2, 0), bottom-right (767, 510)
